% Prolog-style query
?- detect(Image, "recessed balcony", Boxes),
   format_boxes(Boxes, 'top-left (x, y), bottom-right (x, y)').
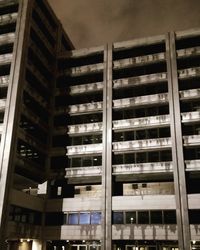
top-left (67, 143), bottom-right (102, 156)
top-left (185, 160), bottom-right (200, 171)
top-left (65, 166), bottom-right (102, 178)
top-left (69, 101), bottom-right (103, 115)
top-left (183, 135), bottom-right (200, 146)
top-left (0, 75), bottom-right (9, 87)
top-left (113, 72), bottom-right (167, 89)
top-left (0, 98), bottom-right (6, 111)
top-left (65, 63), bottom-right (104, 76)
top-left (68, 122), bottom-right (103, 135)
top-left (113, 93), bottom-right (168, 109)
top-left (113, 137), bottom-right (171, 153)
top-left (0, 53), bottom-right (12, 66)
top-left (113, 161), bottom-right (173, 175)
top-left (180, 88), bottom-right (200, 100)
top-left (177, 46), bottom-right (200, 58)
top-left (0, 32), bottom-right (15, 46)
top-left (181, 111), bottom-right (200, 123)
top-left (113, 114), bottom-right (170, 131)
top-left (70, 81), bottom-right (103, 95)
top-left (0, 12), bottom-right (18, 26)
top-left (113, 52), bottom-right (165, 69)
top-left (178, 66), bottom-right (200, 79)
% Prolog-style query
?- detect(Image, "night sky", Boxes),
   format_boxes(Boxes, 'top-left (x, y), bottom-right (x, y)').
top-left (48, 0), bottom-right (200, 49)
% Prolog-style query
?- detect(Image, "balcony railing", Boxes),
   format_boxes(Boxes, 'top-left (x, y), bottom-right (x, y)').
top-left (0, 53), bottom-right (12, 66)
top-left (0, 12), bottom-right (18, 26)
top-left (67, 143), bottom-right (102, 156)
top-left (0, 75), bottom-right (9, 87)
top-left (65, 63), bottom-right (104, 76)
top-left (70, 81), bottom-right (103, 95)
top-left (0, 32), bottom-right (15, 46)
top-left (113, 114), bottom-right (170, 131)
top-left (113, 93), bottom-right (168, 109)
top-left (177, 46), bottom-right (200, 58)
top-left (113, 161), bottom-right (173, 175)
top-left (113, 72), bottom-right (167, 89)
top-left (68, 122), bottom-right (103, 135)
top-left (179, 88), bottom-right (200, 100)
top-left (185, 160), bottom-right (200, 171)
top-left (178, 67), bottom-right (200, 79)
top-left (113, 52), bottom-right (165, 69)
top-left (69, 101), bottom-right (103, 115)
top-left (0, 99), bottom-right (6, 111)
top-left (113, 137), bottom-right (171, 152)
top-left (183, 135), bottom-right (200, 146)
top-left (65, 166), bottom-right (102, 178)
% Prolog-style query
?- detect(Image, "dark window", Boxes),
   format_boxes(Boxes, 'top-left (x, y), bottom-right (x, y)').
top-left (93, 156), bottom-right (102, 165)
top-left (163, 210), bottom-right (176, 224)
top-left (71, 157), bottom-right (81, 167)
top-left (68, 213), bottom-right (79, 224)
top-left (138, 211), bottom-right (149, 224)
top-left (82, 157), bottom-right (92, 167)
top-left (189, 210), bottom-right (200, 224)
top-left (113, 212), bottom-right (124, 224)
top-left (125, 211), bottom-right (136, 224)
top-left (91, 212), bottom-right (101, 224)
top-left (150, 210), bottom-right (163, 224)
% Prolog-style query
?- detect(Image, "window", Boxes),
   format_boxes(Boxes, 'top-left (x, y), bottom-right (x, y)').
top-left (82, 157), bottom-right (92, 167)
top-left (138, 211), bottom-right (149, 224)
top-left (125, 211), bottom-right (136, 224)
top-left (163, 210), bottom-right (176, 224)
top-left (68, 213), bottom-right (79, 225)
top-left (79, 212), bottom-right (90, 224)
top-left (113, 212), bottom-right (124, 224)
top-left (150, 210), bottom-right (163, 224)
top-left (91, 212), bottom-right (101, 224)
top-left (189, 209), bottom-right (200, 224)
top-left (71, 157), bottom-right (81, 167)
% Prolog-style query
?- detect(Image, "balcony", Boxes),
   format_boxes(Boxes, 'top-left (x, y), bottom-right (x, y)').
top-left (44, 225), bottom-right (101, 240)
top-left (113, 93), bottom-right (168, 109)
top-left (70, 81), bottom-right (103, 95)
top-left (68, 122), bottom-right (103, 135)
top-left (69, 101), bottom-right (103, 115)
top-left (178, 67), bottom-right (200, 79)
top-left (113, 138), bottom-right (171, 153)
top-left (177, 46), bottom-right (200, 58)
top-left (0, 123), bottom-right (3, 134)
top-left (113, 114), bottom-right (170, 131)
top-left (113, 161), bottom-right (173, 175)
top-left (0, 98), bottom-right (6, 111)
top-left (67, 143), bottom-right (102, 156)
top-left (180, 88), bottom-right (200, 100)
top-left (0, 32), bottom-right (15, 46)
top-left (185, 160), bottom-right (200, 171)
top-left (0, 12), bottom-right (18, 26)
top-left (181, 111), bottom-right (200, 123)
top-left (113, 72), bottom-right (167, 89)
top-left (0, 53), bottom-right (12, 66)
top-left (112, 224), bottom-right (178, 241)
top-left (65, 166), bottom-right (102, 178)
top-left (113, 52), bottom-right (165, 69)
top-left (65, 63), bottom-right (104, 76)
top-left (183, 135), bottom-right (200, 146)
top-left (0, 75), bottom-right (9, 87)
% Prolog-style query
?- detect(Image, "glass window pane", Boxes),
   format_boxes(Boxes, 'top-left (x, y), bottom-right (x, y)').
top-left (83, 135), bottom-right (92, 144)
top-left (125, 153), bottom-right (135, 164)
top-left (79, 212), bottom-right (90, 224)
top-left (113, 212), bottom-right (124, 224)
top-left (138, 211), bottom-right (149, 224)
top-left (93, 156), bottom-right (102, 166)
top-left (72, 137), bottom-right (82, 145)
top-left (125, 211), bottom-right (136, 224)
top-left (91, 212), bottom-right (101, 224)
top-left (71, 157), bottom-right (81, 167)
top-left (113, 154), bottom-right (123, 165)
top-left (68, 213), bottom-right (79, 224)
top-left (82, 157), bottom-right (92, 167)
top-left (150, 210), bottom-right (163, 224)
top-left (163, 210), bottom-right (176, 224)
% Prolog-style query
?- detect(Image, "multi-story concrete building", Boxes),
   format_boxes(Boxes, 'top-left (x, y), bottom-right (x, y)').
top-left (0, 0), bottom-right (200, 250)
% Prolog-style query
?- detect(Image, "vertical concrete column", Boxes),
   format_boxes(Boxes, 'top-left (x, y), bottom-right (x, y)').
top-left (102, 43), bottom-right (113, 250)
top-left (166, 32), bottom-right (190, 249)
top-left (0, 0), bottom-right (31, 248)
